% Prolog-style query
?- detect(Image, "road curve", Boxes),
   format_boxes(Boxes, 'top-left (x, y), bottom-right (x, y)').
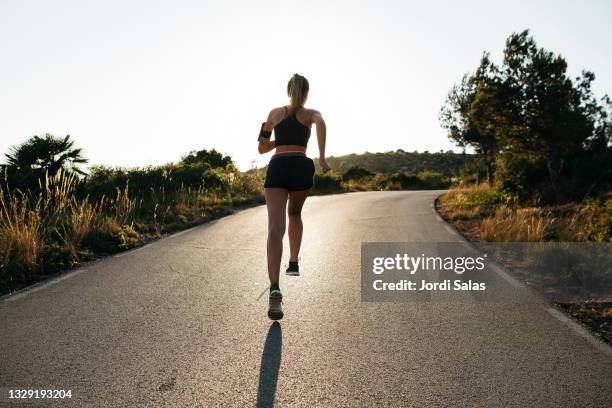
top-left (1, 191), bottom-right (611, 407)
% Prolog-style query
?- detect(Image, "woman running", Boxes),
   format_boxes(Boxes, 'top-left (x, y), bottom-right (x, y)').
top-left (257, 73), bottom-right (330, 320)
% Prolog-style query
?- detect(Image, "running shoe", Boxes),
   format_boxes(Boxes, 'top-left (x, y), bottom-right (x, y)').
top-left (286, 261), bottom-right (299, 276)
top-left (267, 290), bottom-right (283, 320)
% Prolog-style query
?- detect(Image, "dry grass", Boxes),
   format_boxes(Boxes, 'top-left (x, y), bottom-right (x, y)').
top-left (0, 170), bottom-right (141, 289)
top-left (438, 184), bottom-right (611, 242)
top-left (61, 198), bottom-right (102, 260)
top-left (480, 206), bottom-right (555, 242)
top-left (0, 165), bottom-right (264, 292)
top-left (439, 183), bottom-right (508, 219)
top-left (0, 190), bottom-right (43, 281)
top-left (557, 199), bottom-right (612, 242)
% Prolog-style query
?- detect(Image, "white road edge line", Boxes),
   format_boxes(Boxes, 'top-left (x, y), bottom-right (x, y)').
top-left (114, 244), bottom-right (152, 258)
top-left (459, 241), bottom-right (524, 289)
top-left (444, 225), bottom-right (457, 235)
top-left (435, 197), bottom-right (612, 358)
top-left (170, 227), bottom-right (196, 238)
top-left (546, 307), bottom-right (612, 358)
top-left (488, 263), bottom-right (523, 288)
top-left (3, 269), bottom-right (85, 303)
top-left (114, 248), bottom-right (141, 258)
top-left (435, 215), bottom-right (444, 222)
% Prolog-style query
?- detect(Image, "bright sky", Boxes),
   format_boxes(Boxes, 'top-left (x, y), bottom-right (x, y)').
top-left (1, 0), bottom-right (610, 170)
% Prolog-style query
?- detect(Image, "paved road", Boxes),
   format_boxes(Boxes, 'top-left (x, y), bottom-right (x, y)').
top-left (1, 191), bottom-right (611, 407)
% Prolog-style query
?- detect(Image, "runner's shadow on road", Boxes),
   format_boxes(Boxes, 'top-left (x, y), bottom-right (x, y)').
top-left (257, 322), bottom-right (282, 408)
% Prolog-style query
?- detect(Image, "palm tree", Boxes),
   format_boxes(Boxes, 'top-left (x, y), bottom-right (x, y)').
top-left (4, 133), bottom-right (87, 190)
top-left (6, 133), bottom-right (87, 174)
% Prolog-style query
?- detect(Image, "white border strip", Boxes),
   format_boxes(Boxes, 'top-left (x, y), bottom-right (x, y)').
top-left (169, 226), bottom-right (196, 238)
top-left (433, 194), bottom-right (611, 357)
top-left (488, 263), bottom-right (523, 289)
top-left (444, 225), bottom-right (457, 235)
top-left (3, 269), bottom-right (85, 303)
top-left (547, 307), bottom-right (612, 358)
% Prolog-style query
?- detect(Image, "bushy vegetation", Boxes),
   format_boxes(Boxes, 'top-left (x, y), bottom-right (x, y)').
top-left (0, 137), bottom-right (265, 293)
top-left (438, 30), bottom-right (611, 243)
top-left (439, 184), bottom-right (611, 243)
top-left (323, 150), bottom-right (473, 178)
top-left (437, 31), bottom-right (611, 330)
top-left (1, 133), bottom-right (456, 294)
top-left (312, 166), bottom-right (450, 195)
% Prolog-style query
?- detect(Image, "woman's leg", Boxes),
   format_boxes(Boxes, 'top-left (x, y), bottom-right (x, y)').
top-left (265, 188), bottom-right (289, 286)
top-left (287, 188), bottom-right (311, 262)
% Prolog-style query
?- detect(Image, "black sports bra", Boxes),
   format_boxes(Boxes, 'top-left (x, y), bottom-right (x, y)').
top-left (273, 106), bottom-right (311, 147)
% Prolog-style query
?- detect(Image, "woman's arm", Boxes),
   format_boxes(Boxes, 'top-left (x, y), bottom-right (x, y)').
top-left (258, 137), bottom-right (276, 154)
top-left (257, 110), bottom-right (278, 154)
top-left (312, 110), bottom-right (330, 173)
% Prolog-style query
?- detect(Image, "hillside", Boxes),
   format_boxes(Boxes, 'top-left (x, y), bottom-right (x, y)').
top-left (320, 150), bottom-right (475, 176)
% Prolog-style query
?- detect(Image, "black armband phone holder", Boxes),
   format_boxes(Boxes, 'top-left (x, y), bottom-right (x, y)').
top-left (258, 122), bottom-right (272, 141)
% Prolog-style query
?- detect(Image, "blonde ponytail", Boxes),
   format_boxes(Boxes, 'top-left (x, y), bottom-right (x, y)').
top-left (287, 73), bottom-right (309, 114)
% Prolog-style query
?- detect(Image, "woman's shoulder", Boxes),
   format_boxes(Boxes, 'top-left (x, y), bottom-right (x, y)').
top-left (266, 106), bottom-right (288, 123)
top-left (303, 107), bottom-right (322, 117)
top-left (269, 106), bottom-right (287, 115)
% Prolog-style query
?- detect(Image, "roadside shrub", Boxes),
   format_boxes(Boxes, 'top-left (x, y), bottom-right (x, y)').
top-left (372, 173), bottom-right (390, 190)
top-left (86, 218), bottom-right (140, 254)
top-left (388, 173), bottom-right (422, 189)
top-left (439, 183), bottom-right (511, 220)
top-left (342, 166), bottom-right (373, 181)
top-left (465, 188), bottom-right (511, 209)
top-left (440, 184), bottom-right (611, 243)
top-left (313, 171), bottom-right (344, 194)
top-left (417, 170), bottom-right (450, 189)
top-left (494, 155), bottom-right (550, 203)
top-left (557, 197), bottom-right (612, 242)
top-left (456, 160), bottom-right (488, 186)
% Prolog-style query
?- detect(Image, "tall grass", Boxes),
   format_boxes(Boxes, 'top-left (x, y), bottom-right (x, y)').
top-left (0, 189), bottom-right (43, 284)
top-left (0, 170), bottom-right (140, 291)
top-left (440, 183), bottom-right (611, 242)
top-left (480, 207), bottom-right (555, 242)
top-left (0, 165), bottom-right (268, 292)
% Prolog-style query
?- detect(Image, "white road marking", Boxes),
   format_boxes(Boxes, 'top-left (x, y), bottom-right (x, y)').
top-left (444, 225), bottom-right (457, 235)
top-left (488, 263), bottom-right (523, 288)
top-left (460, 241), bottom-right (476, 253)
top-left (436, 215), bottom-right (444, 222)
top-left (3, 269), bottom-right (85, 302)
top-left (114, 244), bottom-right (152, 258)
top-left (546, 307), bottom-right (612, 358)
top-left (113, 248), bottom-right (143, 258)
top-left (170, 227), bottom-right (196, 238)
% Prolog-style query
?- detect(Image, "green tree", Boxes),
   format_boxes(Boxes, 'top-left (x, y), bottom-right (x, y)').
top-left (181, 148), bottom-right (233, 169)
top-left (500, 30), bottom-right (599, 201)
top-left (441, 29), bottom-right (611, 202)
top-left (342, 166), bottom-right (373, 181)
top-left (440, 54), bottom-right (503, 184)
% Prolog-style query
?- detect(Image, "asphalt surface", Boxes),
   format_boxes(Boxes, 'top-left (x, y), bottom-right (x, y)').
top-left (1, 191), bottom-right (611, 407)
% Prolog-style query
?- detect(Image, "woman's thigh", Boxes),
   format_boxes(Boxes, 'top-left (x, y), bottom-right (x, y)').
top-left (265, 188), bottom-right (289, 228)
top-left (287, 188), bottom-right (311, 216)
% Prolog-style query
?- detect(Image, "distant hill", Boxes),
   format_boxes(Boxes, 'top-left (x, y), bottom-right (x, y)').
top-left (321, 150), bottom-right (475, 176)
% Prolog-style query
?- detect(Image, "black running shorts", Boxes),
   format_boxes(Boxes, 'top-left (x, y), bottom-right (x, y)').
top-left (264, 153), bottom-right (315, 191)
